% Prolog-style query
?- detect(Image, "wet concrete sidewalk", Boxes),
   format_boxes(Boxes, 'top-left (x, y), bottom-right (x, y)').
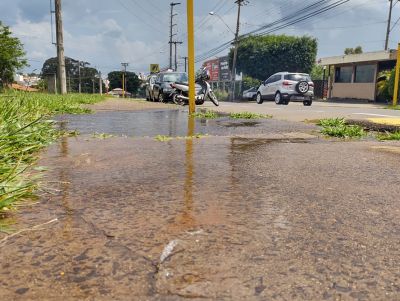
top-left (1, 102), bottom-right (400, 300)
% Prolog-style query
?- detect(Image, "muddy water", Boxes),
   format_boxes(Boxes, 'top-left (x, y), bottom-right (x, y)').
top-left (1, 109), bottom-right (400, 300)
top-left (57, 109), bottom-right (317, 137)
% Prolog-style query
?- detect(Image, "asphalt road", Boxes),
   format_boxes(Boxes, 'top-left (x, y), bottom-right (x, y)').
top-left (203, 100), bottom-right (400, 123)
top-left (1, 100), bottom-right (400, 300)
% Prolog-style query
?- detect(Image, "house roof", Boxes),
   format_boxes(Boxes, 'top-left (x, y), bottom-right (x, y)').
top-left (318, 50), bottom-right (398, 66)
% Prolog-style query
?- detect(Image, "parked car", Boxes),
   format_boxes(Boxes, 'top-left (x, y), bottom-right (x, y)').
top-left (146, 75), bottom-right (157, 101)
top-left (153, 71), bottom-right (188, 103)
top-left (256, 72), bottom-right (314, 106)
top-left (242, 86), bottom-right (258, 101)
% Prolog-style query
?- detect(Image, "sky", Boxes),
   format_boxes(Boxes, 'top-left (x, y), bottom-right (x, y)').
top-left (0, 0), bottom-right (397, 77)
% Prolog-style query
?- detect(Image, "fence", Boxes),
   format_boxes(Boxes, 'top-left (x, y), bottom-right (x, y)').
top-left (313, 80), bottom-right (328, 99)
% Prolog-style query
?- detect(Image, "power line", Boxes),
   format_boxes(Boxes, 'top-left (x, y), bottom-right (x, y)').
top-left (195, 0), bottom-right (350, 63)
top-left (116, 0), bottom-right (164, 36)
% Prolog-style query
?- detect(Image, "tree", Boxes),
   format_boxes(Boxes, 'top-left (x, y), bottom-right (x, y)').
top-left (0, 21), bottom-right (28, 86)
top-left (229, 35), bottom-right (317, 81)
top-left (242, 75), bottom-right (261, 91)
top-left (107, 71), bottom-right (141, 94)
top-left (344, 46), bottom-right (363, 55)
top-left (41, 57), bottom-right (104, 93)
top-left (310, 65), bottom-right (324, 80)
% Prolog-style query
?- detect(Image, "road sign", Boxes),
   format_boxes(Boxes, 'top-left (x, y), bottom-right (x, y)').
top-left (150, 64), bottom-right (160, 74)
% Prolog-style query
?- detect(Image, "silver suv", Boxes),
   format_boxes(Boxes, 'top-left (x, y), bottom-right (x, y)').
top-left (256, 72), bottom-right (314, 106)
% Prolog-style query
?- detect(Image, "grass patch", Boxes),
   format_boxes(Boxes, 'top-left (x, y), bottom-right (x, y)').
top-left (229, 112), bottom-right (271, 119)
top-left (92, 132), bottom-right (114, 139)
top-left (376, 131), bottom-right (400, 140)
top-left (191, 110), bottom-right (219, 119)
top-left (155, 135), bottom-right (173, 142)
top-left (0, 90), bottom-right (106, 216)
top-left (318, 118), bottom-right (365, 138)
top-left (387, 105), bottom-right (400, 110)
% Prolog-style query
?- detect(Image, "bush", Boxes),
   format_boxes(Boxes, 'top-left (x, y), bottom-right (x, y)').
top-left (213, 89), bottom-right (229, 101)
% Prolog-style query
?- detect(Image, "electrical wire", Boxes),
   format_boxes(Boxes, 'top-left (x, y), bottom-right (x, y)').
top-left (195, 0), bottom-right (350, 63)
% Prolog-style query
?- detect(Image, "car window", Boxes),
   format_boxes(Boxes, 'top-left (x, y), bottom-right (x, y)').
top-left (265, 76), bottom-right (273, 84)
top-left (161, 73), bottom-right (188, 82)
top-left (284, 74), bottom-right (311, 81)
top-left (273, 75), bottom-right (281, 82)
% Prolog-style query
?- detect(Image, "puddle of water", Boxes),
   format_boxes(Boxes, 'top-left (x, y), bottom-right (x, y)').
top-left (221, 121), bottom-right (261, 128)
top-left (3, 111), bottom-right (400, 299)
top-left (57, 108), bottom-right (318, 137)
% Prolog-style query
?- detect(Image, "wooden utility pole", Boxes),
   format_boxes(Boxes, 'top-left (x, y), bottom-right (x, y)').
top-left (99, 71), bottom-right (102, 95)
top-left (55, 0), bottom-right (67, 94)
top-left (186, 0), bottom-right (195, 114)
top-left (231, 0), bottom-right (246, 101)
top-left (78, 61), bottom-right (81, 93)
top-left (385, 0), bottom-right (394, 51)
top-left (392, 43), bottom-right (400, 106)
top-left (121, 63), bottom-right (129, 98)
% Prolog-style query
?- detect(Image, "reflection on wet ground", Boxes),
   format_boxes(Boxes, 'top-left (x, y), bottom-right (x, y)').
top-left (2, 107), bottom-right (400, 300)
top-left (57, 109), bottom-right (317, 137)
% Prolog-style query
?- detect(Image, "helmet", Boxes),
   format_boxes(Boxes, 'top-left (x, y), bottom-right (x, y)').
top-left (201, 68), bottom-right (210, 80)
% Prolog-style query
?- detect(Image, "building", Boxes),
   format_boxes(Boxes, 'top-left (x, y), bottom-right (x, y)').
top-left (319, 50), bottom-right (397, 102)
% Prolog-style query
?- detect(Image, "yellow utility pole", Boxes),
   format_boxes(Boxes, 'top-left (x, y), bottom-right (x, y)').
top-left (187, 0), bottom-right (196, 114)
top-left (393, 43), bottom-right (400, 106)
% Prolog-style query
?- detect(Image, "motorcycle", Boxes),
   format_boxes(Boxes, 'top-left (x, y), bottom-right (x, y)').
top-left (169, 68), bottom-right (219, 106)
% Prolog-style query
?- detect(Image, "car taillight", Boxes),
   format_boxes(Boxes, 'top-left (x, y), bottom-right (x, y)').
top-left (282, 81), bottom-right (291, 86)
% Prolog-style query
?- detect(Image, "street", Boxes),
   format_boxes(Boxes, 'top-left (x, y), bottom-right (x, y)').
top-left (205, 100), bottom-right (400, 124)
top-left (1, 100), bottom-right (400, 300)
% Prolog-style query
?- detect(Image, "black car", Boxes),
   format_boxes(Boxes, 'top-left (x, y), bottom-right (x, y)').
top-left (153, 71), bottom-right (188, 103)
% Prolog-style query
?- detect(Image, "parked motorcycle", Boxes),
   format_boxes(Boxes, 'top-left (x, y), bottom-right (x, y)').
top-left (169, 68), bottom-right (219, 106)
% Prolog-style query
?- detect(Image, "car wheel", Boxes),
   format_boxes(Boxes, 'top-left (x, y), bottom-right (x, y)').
top-left (256, 93), bottom-right (263, 104)
top-left (296, 81), bottom-right (310, 94)
top-left (159, 92), bottom-right (165, 103)
top-left (303, 100), bottom-right (312, 106)
top-left (274, 92), bottom-right (282, 105)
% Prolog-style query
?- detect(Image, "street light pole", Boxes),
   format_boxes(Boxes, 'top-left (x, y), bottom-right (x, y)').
top-left (209, 12), bottom-right (235, 35)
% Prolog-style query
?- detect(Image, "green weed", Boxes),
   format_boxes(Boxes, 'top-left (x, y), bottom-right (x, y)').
top-left (191, 110), bottom-right (219, 119)
top-left (229, 112), bottom-right (271, 119)
top-left (376, 131), bottom-right (400, 140)
top-left (92, 133), bottom-right (114, 139)
top-left (155, 135), bottom-right (173, 142)
top-left (155, 134), bottom-right (208, 142)
top-left (318, 118), bottom-right (365, 138)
